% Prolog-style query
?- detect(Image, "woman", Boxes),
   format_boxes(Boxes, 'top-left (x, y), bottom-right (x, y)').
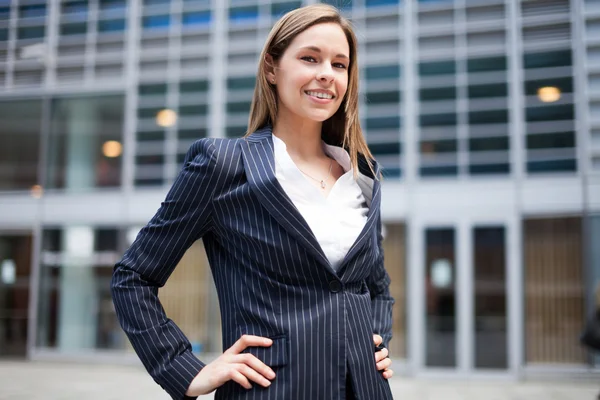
top-left (111, 4), bottom-right (395, 400)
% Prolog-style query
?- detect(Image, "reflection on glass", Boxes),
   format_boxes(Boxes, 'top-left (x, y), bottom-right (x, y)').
top-left (473, 227), bottom-right (507, 369)
top-left (425, 228), bottom-right (456, 367)
top-left (46, 95), bottom-right (124, 190)
top-left (0, 100), bottom-right (42, 191)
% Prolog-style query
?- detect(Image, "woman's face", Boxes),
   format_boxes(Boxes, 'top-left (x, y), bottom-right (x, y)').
top-left (270, 22), bottom-right (350, 123)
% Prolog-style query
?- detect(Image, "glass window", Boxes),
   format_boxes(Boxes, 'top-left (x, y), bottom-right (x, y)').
top-left (0, 28), bottom-right (8, 41)
top-left (143, 15), bottom-right (171, 30)
top-left (100, 0), bottom-right (127, 11)
top-left (369, 142), bottom-right (401, 156)
top-left (469, 109), bottom-right (508, 125)
top-left (227, 76), bottom-right (256, 90)
top-left (0, 100), bottom-right (42, 191)
top-left (365, 116), bottom-right (401, 130)
top-left (137, 130), bottom-right (166, 143)
top-left (524, 77), bottom-right (572, 96)
top-left (425, 228), bottom-right (457, 367)
top-left (180, 80), bottom-right (209, 93)
top-left (229, 6), bottom-right (259, 23)
top-left (526, 104), bottom-right (574, 122)
top-left (139, 83), bottom-right (168, 96)
top-left (419, 61), bottom-right (455, 76)
top-left (144, 0), bottom-right (171, 5)
top-left (227, 101), bottom-right (251, 114)
top-left (420, 166), bottom-right (458, 176)
top-left (366, 0), bottom-right (399, 6)
top-left (46, 95), bottom-right (124, 190)
top-left (178, 128), bottom-right (207, 140)
top-left (98, 19), bottom-right (126, 33)
top-left (0, 7), bottom-right (9, 20)
top-left (420, 87), bottom-right (456, 101)
top-left (182, 11), bottom-right (211, 26)
top-left (37, 227), bottom-right (129, 351)
top-left (469, 163), bottom-right (509, 175)
top-left (61, 23), bottom-right (87, 36)
top-left (19, 4), bottom-right (46, 18)
top-left (524, 50), bottom-right (572, 69)
top-left (469, 137), bottom-right (509, 152)
top-left (473, 226), bottom-right (508, 369)
top-left (467, 56), bottom-right (507, 73)
top-left (526, 132), bottom-right (575, 149)
top-left (226, 125), bottom-right (246, 138)
top-left (17, 26), bottom-right (45, 40)
top-left (365, 65), bottom-right (400, 81)
top-left (179, 104), bottom-right (208, 116)
top-left (527, 159), bottom-right (576, 173)
top-left (366, 91), bottom-right (401, 105)
top-left (272, 1), bottom-right (301, 17)
top-left (468, 83), bottom-right (507, 99)
top-left (420, 113), bottom-right (457, 127)
top-left (62, 1), bottom-right (88, 14)
top-left (421, 139), bottom-right (456, 154)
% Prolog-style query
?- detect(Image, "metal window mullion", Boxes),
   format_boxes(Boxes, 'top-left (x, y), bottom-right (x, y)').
top-left (85, 0), bottom-right (99, 82)
top-left (456, 2), bottom-right (468, 179)
top-left (5, 0), bottom-right (17, 89)
top-left (165, 0), bottom-right (183, 182)
top-left (209, 0), bottom-right (227, 138)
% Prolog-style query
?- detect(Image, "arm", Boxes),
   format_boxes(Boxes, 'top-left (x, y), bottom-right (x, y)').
top-left (111, 139), bottom-right (218, 400)
top-left (366, 212), bottom-right (395, 348)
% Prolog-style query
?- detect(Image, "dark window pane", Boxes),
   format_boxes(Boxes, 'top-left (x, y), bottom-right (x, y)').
top-left (272, 1), bottom-right (301, 17)
top-left (226, 126), bottom-right (246, 138)
top-left (467, 56), bottom-right (507, 73)
top-left (229, 6), bottom-right (259, 22)
top-left (227, 101), bottom-right (251, 113)
top-left (469, 110), bottom-right (508, 125)
top-left (179, 80), bottom-right (209, 93)
top-left (421, 140), bottom-right (457, 153)
top-left (366, 0), bottom-right (399, 6)
top-left (468, 83), bottom-right (507, 99)
top-left (227, 76), bottom-right (256, 90)
top-left (63, 1), bottom-right (88, 14)
top-left (144, 0), bottom-right (171, 5)
top-left (524, 50), bottom-right (572, 69)
top-left (100, 0), bottom-right (127, 11)
top-left (524, 77), bottom-right (573, 96)
top-left (178, 128), bottom-right (207, 140)
top-left (469, 137), bottom-right (509, 152)
top-left (179, 104), bottom-right (208, 116)
top-left (473, 227), bottom-right (508, 368)
top-left (0, 7), bottom-right (10, 20)
top-left (98, 19), bottom-right (126, 33)
top-left (420, 87), bottom-right (456, 101)
top-left (526, 104), bottom-right (574, 122)
top-left (419, 61), bottom-right (455, 76)
top-left (0, 29), bottom-right (7, 41)
top-left (425, 228), bottom-right (457, 367)
top-left (138, 83), bottom-right (168, 95)
top-left (137, 131), bottom-right (165, 142)
top-left (366, 91), bottom-right (400, 104)
top-left (527, 159), bottom-right (576, 173)
top-left (420, 113), bottom-right (457, 127)
top-left (138, 108), bottom-right (163, 119)
top-left (18, 26), bottom-right (45, 40)
top-left (365, 65), bottom-right (400, 80)
top-left (420, 166), bottom-right (458, 176)
top-left (136, 154), bottom-right (164, 165)
top-left (370, 142), bottom-right (400, 156)
top-left (526, 132), bottom-right (575, 149)
top-left (19, 4), bottom-right (46, 18)
top-left (143, 15), bottom-right (171, 29)
top-left (182, 11), bottom-right (211, 26)
top-left (381, 167), bottom-right (401, 178)
top-left (469, 163), bottom-right (509, 175)
top-left (365, 116), bottom-right (401, 130)
top-left (61, 23), bottom-right (87, 36)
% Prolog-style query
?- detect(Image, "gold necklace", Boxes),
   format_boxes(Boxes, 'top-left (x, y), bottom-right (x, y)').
top-left (297, 158), bottom-right (333, 189)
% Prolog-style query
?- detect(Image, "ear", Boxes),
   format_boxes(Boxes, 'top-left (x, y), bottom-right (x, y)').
top-left (264, 53), bottom-right (277, 84)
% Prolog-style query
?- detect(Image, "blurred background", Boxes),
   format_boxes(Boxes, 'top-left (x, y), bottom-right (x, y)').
top-left (0, 0), bottom-right (598, 385)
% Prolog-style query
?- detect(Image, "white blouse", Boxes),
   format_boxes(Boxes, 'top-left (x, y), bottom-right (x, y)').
top-left (272, 134), bottom-right (374, 271)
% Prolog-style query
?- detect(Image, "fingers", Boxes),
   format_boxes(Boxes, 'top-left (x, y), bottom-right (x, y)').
top-left (375, 347), bottom-right (389, 362)
top-left (372, 334), bottom-right (383, 346)
top-left (235, 363), bottom-right (273, 388)
top-left (382, 369), bottom-right (394, 379)
top-left (229, 369), bottom-right (252, 390)
top-left (227, 335), bottom-right (273, 355)
top-left (376, 357), bottom-right (392, 371)
top-left (232, 353), bottom-right (276, 380)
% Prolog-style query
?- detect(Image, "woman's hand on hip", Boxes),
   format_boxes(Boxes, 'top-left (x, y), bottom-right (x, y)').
top-left (185, 335), bottom-right (276, 396)
top-left (373, 334), bottom-right (393, 380)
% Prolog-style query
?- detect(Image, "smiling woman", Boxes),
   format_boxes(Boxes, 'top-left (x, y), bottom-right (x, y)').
top-left (112, 5), bottom-right (394, 400)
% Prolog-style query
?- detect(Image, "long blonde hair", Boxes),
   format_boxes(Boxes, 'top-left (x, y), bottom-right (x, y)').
top-left (245, 4), bottom-right (375, 176)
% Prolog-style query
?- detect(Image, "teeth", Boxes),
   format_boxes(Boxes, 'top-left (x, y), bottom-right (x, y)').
top-left (306, 91), bottom-right (333, 99)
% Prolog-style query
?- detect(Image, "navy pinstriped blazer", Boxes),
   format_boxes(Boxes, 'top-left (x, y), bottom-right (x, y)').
top-left (111, 126), bottom-right (395, 400)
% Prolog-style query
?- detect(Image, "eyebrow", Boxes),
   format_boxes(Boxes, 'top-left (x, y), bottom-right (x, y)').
top-left (299, 46), bottom-right (349, 60)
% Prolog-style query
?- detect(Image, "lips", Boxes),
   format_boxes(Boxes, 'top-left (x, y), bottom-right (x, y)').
top-left (305, 90), bottom-right (335, 100)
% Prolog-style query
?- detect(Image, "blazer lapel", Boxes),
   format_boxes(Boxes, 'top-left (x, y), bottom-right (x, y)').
top-left (337, 155), bottom-right (382, 275)
top-left (240, 126), bottom-right (336, 276)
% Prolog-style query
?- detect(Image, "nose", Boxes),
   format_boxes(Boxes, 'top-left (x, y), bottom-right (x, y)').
top-left (316, 64), bottom-right (334, 84)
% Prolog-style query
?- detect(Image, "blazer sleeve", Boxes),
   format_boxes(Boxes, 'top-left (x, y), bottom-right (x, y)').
top-left (111, 138), bottom-right (219, 400)
top-left (366, 212), bottom-right (395, 348)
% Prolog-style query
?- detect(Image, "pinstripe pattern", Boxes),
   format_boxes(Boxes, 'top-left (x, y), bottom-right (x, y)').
top-left (111, 126), bottom-right (395, 400)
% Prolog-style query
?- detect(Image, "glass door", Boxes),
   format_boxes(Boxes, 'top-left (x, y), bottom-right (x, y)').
top-left (412, 217), bottom-right (517, 375)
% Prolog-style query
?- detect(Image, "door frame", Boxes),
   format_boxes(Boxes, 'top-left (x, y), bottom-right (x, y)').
top-left (408, 213), bottom-right (522, 379)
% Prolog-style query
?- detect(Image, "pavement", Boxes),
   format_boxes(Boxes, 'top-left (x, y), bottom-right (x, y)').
top-left (0, 360), bottom-right (597, 400)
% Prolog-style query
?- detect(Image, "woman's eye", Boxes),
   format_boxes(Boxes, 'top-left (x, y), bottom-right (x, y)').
top-left (334, 63), bottom-right (347, 69)
top-left (301, 56), bottom-right (317, 63)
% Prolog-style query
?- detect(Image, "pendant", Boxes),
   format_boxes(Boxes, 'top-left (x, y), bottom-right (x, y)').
top-left (320, 180), bottom-right (326, 189)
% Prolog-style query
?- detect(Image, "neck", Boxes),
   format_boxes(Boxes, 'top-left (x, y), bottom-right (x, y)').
top-left (272, 108), bottom-right (325, 162)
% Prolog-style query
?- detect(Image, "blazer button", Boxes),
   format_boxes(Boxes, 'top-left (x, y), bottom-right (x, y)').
top-left (329, 280), bottom-right (342, 293)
